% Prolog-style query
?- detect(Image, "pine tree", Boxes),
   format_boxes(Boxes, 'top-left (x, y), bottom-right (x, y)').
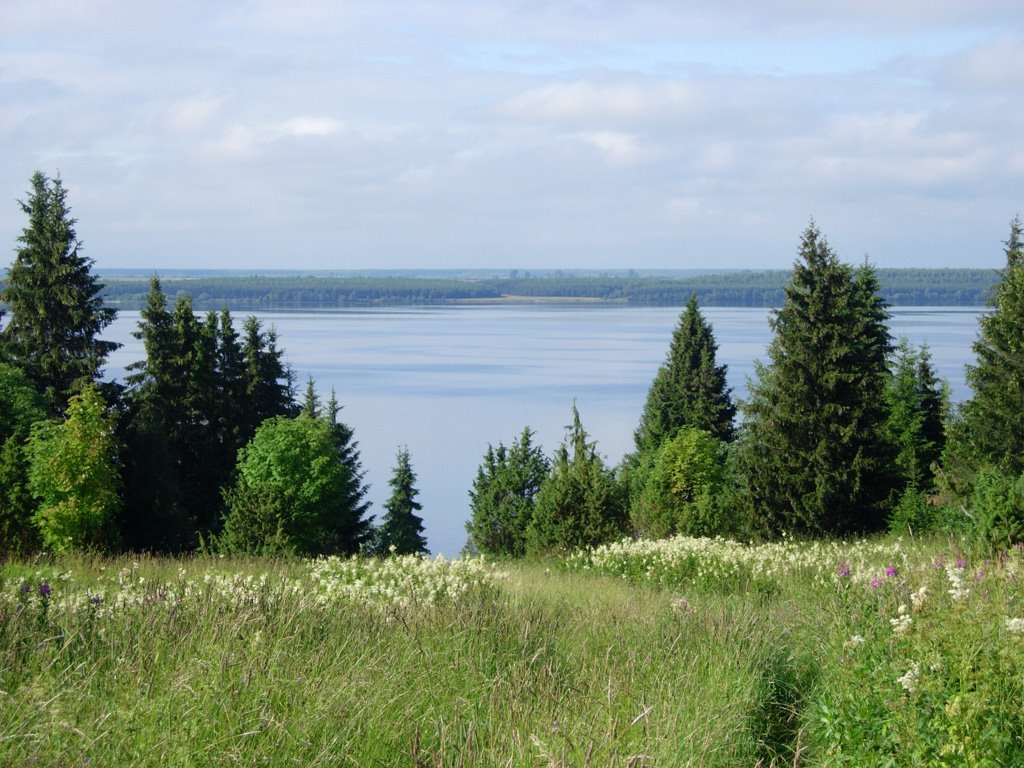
top-left (0, 172), bottom-right (118, 410)
top-left (378, 447), bottom-right (427, 555)
top-left (635, 294), bottom-right (735, 452)
top-left (740, 223), bottom-right (896, 536)
top-left (527, 403), bottom-right (626, 553)
top-left (466, 427), bottom-right (549, 556)
top-left (955, 217), bottom-right (1024, 475)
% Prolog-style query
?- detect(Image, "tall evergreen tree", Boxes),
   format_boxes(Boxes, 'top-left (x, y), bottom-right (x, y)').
top-left (466, 427), bottom-right (549, 556)
top-left (323, 389), bottom-right (373, 553)
top-left (740, 223), bottom-right (896, 536)
top-left (884, 339), bottom-right (947, 492)
top-left (0, 172), bottom-right (117, 410)
top-left (527, 403), bottom-right (626, 553)
top-left (378, 447), bottom-right (427, 555)
top-left (635, 294), bottom-right (735, 452)
top-left (955, 217), bottom-right (1024, 475)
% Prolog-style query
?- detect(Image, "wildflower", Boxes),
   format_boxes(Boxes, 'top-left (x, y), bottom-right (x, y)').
top-left (837, 561), bottom-right (851, 578)
top-left (38, 582), bottom-right (51, 598)
top-left (20, 582), bottom-right (31, 594)
top-left (975, 570), bottom-right (985, 581)
top-left (671, 597), bottom-right (693, 614)
top-left (911, 586), bottom-right (928, 611)
top-left (1005, 617), bottom-right (1024, 634)
top-left (955, 557), bottom-right (967, 570)
top-left (885, 565), bottom-right (898, 578)
top-left (898, 662), bottom-right (920, 693)
top-left (890, 609), bottom-right (912, 636)
top-left (89, 595), bottom-right (103, 606)
top-left (870, 578), bottom-right (882, 589)
top-left (844, 635), bottom-right (865, 648)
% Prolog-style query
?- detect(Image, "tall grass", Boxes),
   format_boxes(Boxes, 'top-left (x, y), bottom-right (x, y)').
top-left (1, 538), bottom-right (1022, 765)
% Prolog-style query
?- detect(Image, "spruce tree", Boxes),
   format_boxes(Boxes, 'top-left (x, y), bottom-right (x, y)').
top-left (0, 172), bottom-right (117, 410)
top-left (323, 389), bottom-right (373, 553)
top-left (466, 427), bottom-right (549, 556)
top-left (635, 294), bottom-right (735, 452)
top-left (884, 339), bottom-right (947, 492)
top-left (527, 403), bottom-right (626, 553)
top-left (955, 217), bottom-right (1024, 475)
top-left (378, 447), bottom-right (427, 555)
top-left (740, 223), bottom-right (896, 536)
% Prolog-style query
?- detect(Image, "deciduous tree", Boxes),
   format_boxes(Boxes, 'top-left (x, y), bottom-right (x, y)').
top-left (27, 384), bottom-right (120, 551)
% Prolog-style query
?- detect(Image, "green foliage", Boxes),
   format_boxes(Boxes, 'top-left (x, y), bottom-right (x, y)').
top-left (527, 404), bottom-right (625, 553)
top-left (466, 427), bottom-right (549, 556)
top-left (377, 447), bottom-right (428, 555)
top-left (967, 466), bottom-right (1024, 548)
top-left (953, 218), bottom-right (1024, 476)
top-left (631, 426), bottom-right (726, 539)
top-left (0, 172), bottom-right (117, 410)
top-left (634, 294), bottom-right (735, 453)
top-left (884, 339), bottom-right (948, 494)
top-left (220, 414), bottom-right (366, 556)
top-left (0, 363), bottom-right (48, 554)
top-left (740, 224), bottom-right (897, 536)
top-left (122, 280), bottom-right (297, 547)
top-left (26, 385), bottom-right (120, 551)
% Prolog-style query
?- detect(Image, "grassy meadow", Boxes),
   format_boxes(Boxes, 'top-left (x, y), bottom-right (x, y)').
top-left (2, 536), bottom-right (1023, 766)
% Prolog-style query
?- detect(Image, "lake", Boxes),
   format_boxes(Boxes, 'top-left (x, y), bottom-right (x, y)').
top-left (102, 305), bottom-right (983, 555)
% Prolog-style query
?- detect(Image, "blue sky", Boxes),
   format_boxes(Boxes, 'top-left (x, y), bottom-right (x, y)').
top-left (1, 1), bottom-right (1022, 270)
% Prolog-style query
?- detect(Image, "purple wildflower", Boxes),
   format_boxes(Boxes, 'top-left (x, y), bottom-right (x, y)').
top-left (20, 582), bottom-right (31, 594)
top-left (976, 570), bottom-right (985, 581)
top-left (38, 582), bottom-right (51, 598)
top-left (885, 565), bottom-right (898, 578)
top-left (933, 558), bottom-right (944, 571)
top-left (89, 595), bottom-right (103, 606)
top-left (955, 557), bottom-right (968, 570)
top-left (870, 578), bottom-right (882, 589)
top-left (837, 561), bottom-right (851, 578)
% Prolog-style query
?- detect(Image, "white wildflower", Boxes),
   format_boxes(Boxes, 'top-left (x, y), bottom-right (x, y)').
top-left (1005, 617), bottom-right (1024, 634)
top-left (844, 635), bottom-right (865, 648)
top-left (898, 662), bottom-right (920, 693)
top-left (890, 611), bottom-right (912, 636)
top-left (911, 585), bottom-right (928, 611)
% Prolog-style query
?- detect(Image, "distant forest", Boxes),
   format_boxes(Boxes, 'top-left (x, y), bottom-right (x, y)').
top-left (59, 268), bottom-right (999, 309)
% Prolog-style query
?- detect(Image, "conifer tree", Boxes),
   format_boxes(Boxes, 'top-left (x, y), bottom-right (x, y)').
top-left (884, 339), bottom-right (947, 492)
top-left (323, 389), bottom-right (373, 553)
top-left (378, 447), bottom-right (427, 555)
top-left (466, 427), bottom-right (549, 556)
top-left (740, 223), bottom-right (896, 535)
top-left (0, 172), bottom-right (117, 410)
top-left (955, 217), bottom-right (1024, 475)
top-left (527, 403), bottom-right (625, 553)
top-left (635, 294), bottom-right (735, 452)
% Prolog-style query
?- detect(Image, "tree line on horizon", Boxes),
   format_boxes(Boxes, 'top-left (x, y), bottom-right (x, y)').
top-left (2, 171), bottom-right (1023, 559)
top-left (31, 268), bottom-right (998, 310)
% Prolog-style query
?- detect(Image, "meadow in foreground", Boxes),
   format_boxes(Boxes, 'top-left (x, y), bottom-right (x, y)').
top-left (1, 535), bottom-right (1022, 766)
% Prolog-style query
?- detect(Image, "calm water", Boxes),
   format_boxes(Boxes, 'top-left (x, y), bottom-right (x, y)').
top-left (102, 305), bottom-right (983, 556)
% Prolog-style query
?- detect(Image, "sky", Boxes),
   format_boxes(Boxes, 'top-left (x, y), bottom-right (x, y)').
top-left (1, 1), bottom-right (1022, 271)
